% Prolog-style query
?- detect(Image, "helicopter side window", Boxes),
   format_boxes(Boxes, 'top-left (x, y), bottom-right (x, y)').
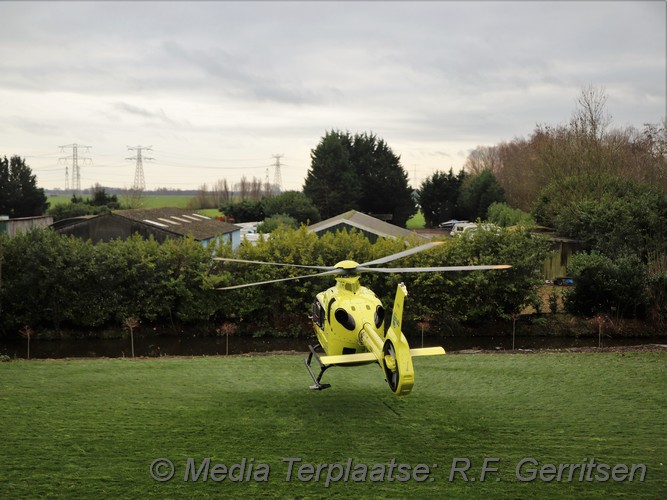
top-left (311, 300), bottom-right (324, 328)
top-left (374, 305), bottom-right (385, 329)
top-left (334, 308), bottom-right (356, 331)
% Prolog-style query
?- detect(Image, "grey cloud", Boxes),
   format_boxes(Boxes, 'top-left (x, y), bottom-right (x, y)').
top-left (0, 1), bottom-right (663, 190)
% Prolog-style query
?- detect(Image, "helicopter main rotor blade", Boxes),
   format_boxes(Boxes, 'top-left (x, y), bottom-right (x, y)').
top-left (359, 241), bottom-right (444, 267)
top-left (214, 257), bottom-right (335, 271)
top-left (216, 269), bottom-right (342, 290)
top-left (356, 264), bottom-right (512, 273)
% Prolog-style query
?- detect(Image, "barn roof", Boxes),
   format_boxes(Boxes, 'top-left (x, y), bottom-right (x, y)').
top-left (308, 210), bottom-right (425, 241)
top-left (113, 207), bottom-right (240, 241)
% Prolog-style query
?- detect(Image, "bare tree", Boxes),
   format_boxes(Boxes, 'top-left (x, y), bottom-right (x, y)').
top-left (188, 183), bottom-right (216, 209)
top-left (124, 317), bottom-right (140, 359)
top-left (250, 176), bottom-right (263, 200)
top-left (463, 145), bottom-right (502, 176)
top-left (212, 178), bottom-right (231, 206)
top-left (123, 188), bottom-right (145, 209)
top-left (236, 176), bottom-right (250, 201)
top-left (263, 180), bottom-right (273, 198)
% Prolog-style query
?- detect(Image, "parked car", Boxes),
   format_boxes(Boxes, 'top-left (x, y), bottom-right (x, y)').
top-left (438, 219), bottom-right (466, 230)
top-left (553, 276), bottom-right (574, 286)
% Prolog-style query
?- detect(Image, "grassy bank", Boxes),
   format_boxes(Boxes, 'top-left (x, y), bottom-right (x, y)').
top-left (1, 353), bottom-right (665, 498)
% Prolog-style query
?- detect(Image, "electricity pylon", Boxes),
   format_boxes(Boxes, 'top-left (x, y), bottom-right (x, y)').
top-left (126, 146), bottom-right (154, 191)
top-left (59, 143), bottom-right (91, 195)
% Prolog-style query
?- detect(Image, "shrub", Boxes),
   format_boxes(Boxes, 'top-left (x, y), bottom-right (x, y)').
top-left (565, 251), bottom-right (648, 318)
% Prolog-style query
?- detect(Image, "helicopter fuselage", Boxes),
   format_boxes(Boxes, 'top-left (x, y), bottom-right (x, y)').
top-left (311, 275), bottom-right (385, 361)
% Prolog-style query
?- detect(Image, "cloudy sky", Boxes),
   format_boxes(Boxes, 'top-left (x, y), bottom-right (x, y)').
top-left (1, 1), bottom-right (665, 192)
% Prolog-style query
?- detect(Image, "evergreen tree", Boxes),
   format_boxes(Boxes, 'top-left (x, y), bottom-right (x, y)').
top-left (303, 130), bottom-right (415, 226)
top-left (458, 169), bottom-right (505, 220)
top-left (352, 133), bottom-right (415, 227)
top-left (417, 169), bottom-right (467, 227)
top-left (303, 130), bottom-right (358, 220)
top-left (0, 156), bottom-right (49, 217)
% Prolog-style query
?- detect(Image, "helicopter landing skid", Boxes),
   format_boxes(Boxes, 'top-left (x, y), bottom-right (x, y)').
top-left (305, 344), bottom-right (332, 390)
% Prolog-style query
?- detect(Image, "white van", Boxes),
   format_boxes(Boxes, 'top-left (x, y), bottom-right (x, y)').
top-left (450, 222), bottom-right (478, 237)
top-left (451, 222), bottom-right (501, 238)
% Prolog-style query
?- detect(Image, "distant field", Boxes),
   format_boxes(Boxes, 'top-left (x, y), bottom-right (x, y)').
top-left (1, 352), bottom-right (665, 498)
top-left (47, 194), bottom-right (223, 219)
top-left (48, 194), bottom-right (196, 209)
top-left (136, 195), bottom-right (194, 209)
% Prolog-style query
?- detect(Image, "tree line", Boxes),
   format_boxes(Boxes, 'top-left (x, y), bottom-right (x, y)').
top-left (416, 86), bottom-right (667, 321)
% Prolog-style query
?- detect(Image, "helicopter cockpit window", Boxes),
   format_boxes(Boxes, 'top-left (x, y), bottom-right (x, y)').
top-left (374, 305), bottom-right (385, 329)
top-left (334, 308), bottom-right (356, 331)
top-left (312, 300), bottom-right (324, 328)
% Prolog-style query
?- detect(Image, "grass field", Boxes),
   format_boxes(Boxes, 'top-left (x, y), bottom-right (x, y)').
top-left (47, 194), bottom-right (194, 209)
top-left (1, 352), bottom-right (665, 498)
top-left (406, 210), bottom-right (425, 229)
top-left (47, 194), bottom-right (221, 217)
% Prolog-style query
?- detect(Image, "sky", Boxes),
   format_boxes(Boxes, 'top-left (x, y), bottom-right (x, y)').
top-left (1, 1), bottom-right (665, 192)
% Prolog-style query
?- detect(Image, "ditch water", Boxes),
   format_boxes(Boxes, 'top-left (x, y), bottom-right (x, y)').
top-left (1, 334), bottom-right (664, 360)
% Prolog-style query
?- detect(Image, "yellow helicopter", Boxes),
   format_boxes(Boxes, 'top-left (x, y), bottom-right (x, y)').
top-left (216, 242), bottom-right (510, 396)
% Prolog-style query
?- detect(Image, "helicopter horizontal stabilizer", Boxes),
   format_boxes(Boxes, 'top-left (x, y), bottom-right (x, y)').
top-left (319, 352), bottom-right (377, 365)
top-left (410, 347), bottom-right (446, 357)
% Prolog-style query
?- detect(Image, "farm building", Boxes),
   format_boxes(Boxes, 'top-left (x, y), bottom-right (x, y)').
top-left (541, 234), bottom-right (582, 281)
top-left (308, 210), bottom-right (426, 243)
top-left (53, 207), bottom-right (241, 249)
top-left (0, 215), bottom-right (54, 237)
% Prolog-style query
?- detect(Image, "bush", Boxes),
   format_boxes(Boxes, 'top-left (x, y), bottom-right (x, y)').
top-left (487, 202), bottom-right (535, 227)
top-left (261, 191), bottom-right (320, 224)
top-left (406, 227), bottom-right (549, 329)
top-left (257, 214), bottom-right (298, 233)
top-left (0, 226), bottom-right (552, 337)
top-left (0, 230), bottom-right (219, 333)
top-left (565, 251), bottom-right (648, 318)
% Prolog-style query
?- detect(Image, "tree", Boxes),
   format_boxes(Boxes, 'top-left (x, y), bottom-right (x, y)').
top-left (487, 202), bottom-right (535, 227)
top-left (261, 191), bottom-right (320, 224)
top-left (211, 179), bottom-right (231, 206)
top-left (47, 184), bottom-right (122, 221)
top-left (89, 184), bottom-right (120, 208)
top-left (303, 130), bottom-right (359, 219)
top-left (417, 169), bottom-right (467, 227)
top-left (565, 252), bottom-right (648, 319)
top-left (534, 175), bottom-right (667, 260)
top-left (0, 156), bottom-right (49, 217)
top-left (458, 169), bottom-right (505, 220)
top-left (257, 214), bottom-right (298, 233)
top-left (463, 86), bottom-right (667, 212)
top-left (463, 145), bottom-right (502, 176)
top-left (303, 130), bottom-right (416, 226)
top-left (220, 200), bottom-right (264, 222)
top-left (352, 132), bottom-right (416, 227)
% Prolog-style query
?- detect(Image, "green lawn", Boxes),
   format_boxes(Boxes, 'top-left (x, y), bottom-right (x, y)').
top-left (1, 353), bottom-right (665, 498)
top-left (407, 210), bottom-right (425, 229)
